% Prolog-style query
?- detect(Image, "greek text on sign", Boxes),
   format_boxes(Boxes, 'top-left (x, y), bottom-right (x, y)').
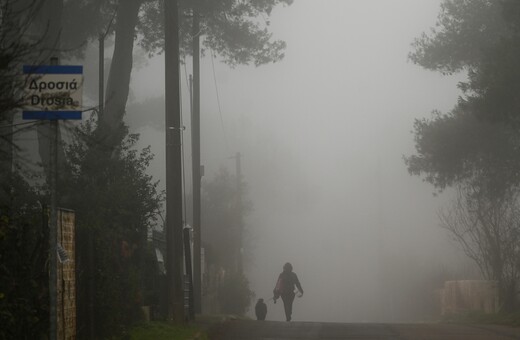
top-left (23, 65), bottom-right (83, 120)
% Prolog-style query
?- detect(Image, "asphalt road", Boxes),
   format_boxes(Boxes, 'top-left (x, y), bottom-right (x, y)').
top-left (208, 320), bottom-right (520, 339)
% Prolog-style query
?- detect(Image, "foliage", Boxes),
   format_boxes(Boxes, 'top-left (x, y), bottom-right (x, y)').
top-left (405, 109), bottom-right (520, 193)
top-left (439, 186), bottom-right (520, 310)
top-left (406, 0), bottom-right (520, 311)
top-left (202, 168), bottom-right (252, 271)
top-left (0, 0), bottom-right (46, 164)
top-left (58, 0), bottom-right (293, 144)
top-left (409, 0), bottom-right (508, 75)
top-left (61, 0), bottom-right (117, 57)
top-left (0, 173), bottom-right (48, 339)
top-left (63, 117), bottom-right (163, 338)
top-left (0, 0), bottom-right (43, 118)
top-left (201, 168), bottom-right (254, 315)
top-left (0, 2), bottom-right (52, 338)
top-left (138, 0), bottom-right (293, 66)
top-left (406, 0), bottom-right (520, 209)
top-left (218, 272), bottom-right (255, 316)
top-left (409, 0), bottom-right (520, 127)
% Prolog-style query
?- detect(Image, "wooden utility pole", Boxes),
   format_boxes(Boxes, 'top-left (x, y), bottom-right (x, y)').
top-left (164, 0), bottom-right (184, 322)
top-left (235, 152), bottom-right (243, 273)
top-left (36, 14), bottom-right (63, 336)
top-left (98, 33), bottom-right (104, 117)
top-left (48, 56), bottom-right (59, 340)
top-left (191, 9), bottom-right (202, 314)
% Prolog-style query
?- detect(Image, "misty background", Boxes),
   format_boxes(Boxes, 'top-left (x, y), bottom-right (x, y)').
top-left (76, 0), bottom-right (474, 322)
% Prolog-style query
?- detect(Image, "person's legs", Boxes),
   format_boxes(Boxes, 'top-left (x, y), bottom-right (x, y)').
top-left (281, 293), bottom-right (295, 321)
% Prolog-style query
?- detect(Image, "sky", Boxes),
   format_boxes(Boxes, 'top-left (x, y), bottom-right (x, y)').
top-left (127, 0), bottom-right (475, 322)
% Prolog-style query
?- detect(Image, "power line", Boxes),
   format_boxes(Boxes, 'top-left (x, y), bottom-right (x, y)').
top-left (0, 120), bottom-right (44, 128)
top-left (0, 120), bottom-right (46, 137)
top-left (183, 56), bottom-right (191, 97)
top-left (209, 48), bottom-right (229, 151)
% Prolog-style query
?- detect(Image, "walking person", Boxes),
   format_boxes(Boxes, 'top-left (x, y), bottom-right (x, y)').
top-left (273, 262), bottom-right (303, 321)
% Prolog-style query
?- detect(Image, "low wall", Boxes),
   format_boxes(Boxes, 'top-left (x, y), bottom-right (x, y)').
top-left (441, 280), bottom-right (498, 315)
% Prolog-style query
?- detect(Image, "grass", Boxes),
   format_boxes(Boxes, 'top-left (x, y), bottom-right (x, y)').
top-left (119, 314), bottom-right (250, 339)
top-left (124, 321), bottom-right (208, 340)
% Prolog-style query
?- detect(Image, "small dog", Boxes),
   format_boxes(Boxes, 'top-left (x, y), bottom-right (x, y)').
top-left (255, 298), bottom-right (267, 321)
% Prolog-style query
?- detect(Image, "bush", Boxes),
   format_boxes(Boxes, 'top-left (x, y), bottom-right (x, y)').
top-left (218, 272), bottom-right (254, 316)
top-left (0, 174), bottom-right (48, 339)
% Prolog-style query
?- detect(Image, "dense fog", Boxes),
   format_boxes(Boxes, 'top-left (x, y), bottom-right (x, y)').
top-left (13, 0), bottom-right (480, 323)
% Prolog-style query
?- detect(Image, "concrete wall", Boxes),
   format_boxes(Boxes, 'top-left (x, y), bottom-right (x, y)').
top-left (441, 280), bottom-right (498, 315)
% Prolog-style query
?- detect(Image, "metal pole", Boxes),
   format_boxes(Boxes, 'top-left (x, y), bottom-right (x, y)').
top-left (49, 56), bottom-right (58, 340)
top-left (164, 0), bottom-right (185, 322)
top-left (191, 10), bottom-right (202, 314)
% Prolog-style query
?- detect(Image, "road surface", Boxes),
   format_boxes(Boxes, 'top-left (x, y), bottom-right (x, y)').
top-left (208, 320), bottom-right (520, 339)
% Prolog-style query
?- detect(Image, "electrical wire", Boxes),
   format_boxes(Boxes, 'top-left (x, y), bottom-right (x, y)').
top-left (209, 48), bottom-right (229, 152)
top-left (183, 56), bottom-right (191, 96)
top-left (0, 120), bottom-right (47, 137)
top-left (0, 119), bottom-right (44, 128)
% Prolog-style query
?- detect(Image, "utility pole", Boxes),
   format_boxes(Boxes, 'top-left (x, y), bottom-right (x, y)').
top-left (37, 9), bottom-right (63, 336)
top-left (191, 8), bottom-right (202, 314)
top-left (235, 152), bottom-right (243, 273)
top-left (49, 56), bottom-right (59, 340)
top-left (164, 0), bottom-right (184, 322)
top-left (183, 227), bottom-right (195, 319)
top-left (98, 33), bottom-right (104, 117)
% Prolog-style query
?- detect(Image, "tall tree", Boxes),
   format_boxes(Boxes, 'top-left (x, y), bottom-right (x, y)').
top-left (139, 0), bottom-right (292, 64)
top-left (439, 186), bottom-right (520, 311)
top-left (406, 0), bottom-right (520, 310)
top-left (201, 168), bottom-right (253, 314)
top-left (63, 118), bottom-right (162, 338)
top-left (0, 0), bottom-right (45, 195)
top-left (97, 0), bottom-right (141, 148)
top-left (202, 168), bottom-right (252, 270)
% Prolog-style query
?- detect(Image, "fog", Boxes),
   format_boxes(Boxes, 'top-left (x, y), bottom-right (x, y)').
top-left (126, 0), bottom-right (472, 322)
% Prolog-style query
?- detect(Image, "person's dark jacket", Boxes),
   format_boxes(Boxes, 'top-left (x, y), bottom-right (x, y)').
top-left (274, 271), bottom-right (303, 297)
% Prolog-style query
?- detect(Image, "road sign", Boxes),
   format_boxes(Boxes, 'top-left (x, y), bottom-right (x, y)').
top-left (22, 65), bottom-right (83, 120)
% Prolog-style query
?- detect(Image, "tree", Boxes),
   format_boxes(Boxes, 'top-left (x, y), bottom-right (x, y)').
top-left (202, 168), bottom-right (252, 271)
top-left (201, 168), bottom-right (253, 314)
top-left (439, 186), bottom-right (520, 311)
top-left (0, 173), bottom-right (48, 339)
top-left (139, 0), bottom-right (293, 66)
top-left (0, 0), bottom-right (45, 184)
top-left (407, 0), bottom-right (520, 194)
top-left (409, 0), bottom-right (508, 75)
top-left (94, 0), bottom-right (293, 147)
top-left (62, 117), bottom-right (162, 338)
top-left (406, 109), bottom-right (520, 194)
top-left (410, 0), bottom-right (520, 127)
top-left (406, 0), bottom-right (520, 311)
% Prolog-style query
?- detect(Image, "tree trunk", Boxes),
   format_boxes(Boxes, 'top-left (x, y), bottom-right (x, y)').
top-left (0, 114), bottom-right (13, 206)
top-left (97, 0), bottom-right (141, 149)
